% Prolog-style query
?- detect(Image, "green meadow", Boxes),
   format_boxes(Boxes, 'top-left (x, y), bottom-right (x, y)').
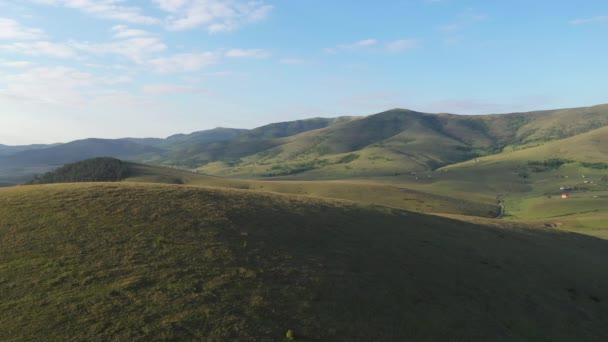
top-left (1, 183), bottom-right (608, 340)
top-left (1, 104), bottom-right (608, 340)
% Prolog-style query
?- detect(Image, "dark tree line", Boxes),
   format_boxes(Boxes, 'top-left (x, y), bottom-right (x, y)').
top-left (29, 157), bottom-right (131, 184)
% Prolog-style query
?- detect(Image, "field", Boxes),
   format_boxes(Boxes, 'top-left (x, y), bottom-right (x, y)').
top-left (440, 135), bottom-right (608, 238)
top-left (126, 163), bottom-right (500, 217)
top-left (1, 106), bottom-right (607, 340)
top-left (1, 183), bottom-right (608, 340)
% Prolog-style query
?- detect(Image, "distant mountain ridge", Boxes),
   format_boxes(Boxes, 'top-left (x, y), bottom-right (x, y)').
top-left (196, 104), bottom-right (608, 177)
top-left (0, 143), bottom-right (61, 157)
top-left (0, 138), bottom-right (162, 167)
top-left (1, 104), bottom-right (607, 182)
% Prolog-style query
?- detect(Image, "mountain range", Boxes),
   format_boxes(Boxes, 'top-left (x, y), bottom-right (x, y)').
top-left (1, 104), bottom-right (607, 184)
top-left (2, 104), bottom-right (608, 340)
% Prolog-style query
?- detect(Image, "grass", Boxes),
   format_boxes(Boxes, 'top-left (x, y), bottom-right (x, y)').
top-left (1, 182), bottom-right (608, 340)
top-left (127, 161), bottom-right (608, 238)
top-left (126, 163), bottom-right (499, 217)
top-left (1, 105), bottom-right (607, 340)
top-left (442, 147), bottom-right (608, 237)
top-left (189, 105), bottom-right (608, 179)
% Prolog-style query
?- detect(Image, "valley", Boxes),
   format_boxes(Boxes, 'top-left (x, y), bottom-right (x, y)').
top-left (1, 104), bottom-right (607, 340)
top-left (1, 183), bottom-right (607, 340)
top-left (3, 2), bottom-right (608, 339)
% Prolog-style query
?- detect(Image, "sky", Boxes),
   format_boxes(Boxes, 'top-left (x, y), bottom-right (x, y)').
top-left (0, 0), bottom-right (607, 145)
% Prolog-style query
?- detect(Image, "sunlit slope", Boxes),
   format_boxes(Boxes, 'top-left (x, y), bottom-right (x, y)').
top-left (439, 125), bottom-right (608, 201)
top-left (155, 117), bottom-right (355, 167)
top-left (1, 183), bottom-right (608, 340)
top-left (449, 125), bottom-right (608, 167)
top-left (198, 110), bottom-right (496, 177)
top-left (2, 104), bottom-right (607, 182)
top-left (126, 163), bottom-right (498, 217)
top-left (196, 105), bottom-right (608, 178)
top-left (507, 104), bottom-right (608, 144)
top-left (441, 125), bottom-right (608, 237)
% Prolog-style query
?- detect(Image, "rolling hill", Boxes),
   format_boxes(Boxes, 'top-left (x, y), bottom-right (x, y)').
top-left (438, 125), bottom-right (608, 237)
top-left (1, 103), bottom-right (607, 187)
top-left (0, 138), bottom-right (161, 168)
top-left (0, 143), bottom-right (61, 157)
top-left (29, 158), bottom-right (500, 217)
top-left (1, 183), bottom-right (607, 340)
top-left (3, 104), bottom-right (608, 181)
top-left (153, 117), bottom-right (355, 167)
top-left (0, 117), bottom-right (353, 183)
top-left (196, 104), bottom-right (608, 178)
top-left (2, 104), bottom-right (608, 340)
top-left (449, 125), bottom-right (608, 167)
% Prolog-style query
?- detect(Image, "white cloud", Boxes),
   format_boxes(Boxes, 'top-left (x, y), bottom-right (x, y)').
top-left (146, 52), bottom-right (219, 73)
top-left (0, 41), bottom-right (77, 58)
top-left (155, 0), bottom-right (273, 32)
top-left (155, 0), bottom-right (190, 13)
top-left (570, 16), bottom-right (608, 24)
top-left (325, 38), bottom-right (378, 53)
top-left (0, 25), bottom-right (168, 64)
top-left (25, 1), bottom-right (272, 33)
top-left (0, 66), bottom-right (130, 105)
top-left (0, 59), bottom-right (34, 68)
top-left (224, 48), bottom-right (270, 58)
top-left (142, 83), bottom-right (207, 95)
top-left (327, 38), bottom-right (418, 54)
top-left (202, 70), bottom-right (240, 77)
top-left (72, 36), bottom-right (167, 63)
top-left (0, 18), bottom-right (45, 40)
top-left (28, 0), bottom-right (158, 24)
top-left (111, 25), bottom-right (153, 39)
top-left (339, 38), bottom-right (377, 49)
top-left (84, 63), bottom-right (129, 71)
top-left (386, 39), bottom-right (418, 52)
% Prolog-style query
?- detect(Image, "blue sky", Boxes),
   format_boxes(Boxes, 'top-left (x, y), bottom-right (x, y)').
top-left (0, 0), bottom-right (607, 144)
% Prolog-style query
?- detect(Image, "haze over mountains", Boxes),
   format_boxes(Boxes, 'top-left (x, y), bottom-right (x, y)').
top-left (1, 104), bottom-right (607, 184)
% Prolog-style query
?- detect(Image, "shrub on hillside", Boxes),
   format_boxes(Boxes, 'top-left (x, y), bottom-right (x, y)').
top-left (527, 158), bottom-right (573, 172)
top-left (29, 157), bottom-right (130, 184)
top-left (580, 162), bottom-right (608, 170)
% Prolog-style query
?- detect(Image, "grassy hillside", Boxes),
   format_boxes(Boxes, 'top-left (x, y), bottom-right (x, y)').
top-left (163, 127), bottom-right (248, 148)
top-left (2, 104), bottom-right (607, 181)
top-left (450, 125), bottom-right (608, 167)
top-left (1, 183), bottom-right (607, 340)
top-left (157, 117), bottom-right (354, 167)
top-left (440, 127), bottom-right (608, 237)
top-left (505, 104), bottom-right (608, 144)
top-left (198, 110), bottom-right (490, 177)
top-left (197, 105), bottom-right (608, 178)
top-left (126, 163), bottom-right (499, 217)
top-left (11, 158), bottom-right (497, 217)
